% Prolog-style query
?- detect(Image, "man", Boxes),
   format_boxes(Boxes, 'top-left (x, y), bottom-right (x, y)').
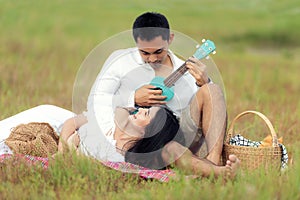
top-left (82, 12), bottom-right (239, 177)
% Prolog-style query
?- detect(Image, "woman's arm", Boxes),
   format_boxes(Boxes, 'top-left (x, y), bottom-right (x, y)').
top-left (58, 114), bottom-right (87, 152)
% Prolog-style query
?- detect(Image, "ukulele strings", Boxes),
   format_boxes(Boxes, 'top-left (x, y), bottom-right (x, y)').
top-left (164, 62), bottom-right (188, 87)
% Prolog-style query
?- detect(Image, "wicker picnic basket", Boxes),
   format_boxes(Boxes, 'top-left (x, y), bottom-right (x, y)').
top-left (222, 110), bottom-right (282, 171)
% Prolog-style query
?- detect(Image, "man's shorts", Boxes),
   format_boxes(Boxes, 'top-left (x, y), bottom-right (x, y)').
top-left (179, 104), bottom-right (208, 158)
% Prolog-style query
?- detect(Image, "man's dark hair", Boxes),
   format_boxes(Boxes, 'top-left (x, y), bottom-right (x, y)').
top-left (132, 12), bottom-right (170, 42)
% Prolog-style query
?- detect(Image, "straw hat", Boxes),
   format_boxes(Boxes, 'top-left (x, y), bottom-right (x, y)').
top-left (5, 122), bottom-right (59, 157)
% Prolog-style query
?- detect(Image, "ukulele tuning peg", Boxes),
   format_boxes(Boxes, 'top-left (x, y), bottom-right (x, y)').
top-left (212, 51), bottom-right (216, 54)
top-left (205, 56), bottom-right (210, 59)
top-left (202, 39), bottom-right (206, 43)
top-left (196, 44), bottom-right (200, 48)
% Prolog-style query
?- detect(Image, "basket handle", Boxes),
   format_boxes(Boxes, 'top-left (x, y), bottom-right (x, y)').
top-left (226, 110), bottom-right (278, 147)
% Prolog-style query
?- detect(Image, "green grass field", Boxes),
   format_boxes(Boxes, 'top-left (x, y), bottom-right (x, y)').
top-left (1, 0), bottom-right (300, 199)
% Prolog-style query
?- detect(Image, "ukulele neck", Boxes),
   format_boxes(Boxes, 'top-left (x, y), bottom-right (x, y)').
top-left (161, 39), bottom-right (216, 88)
top-left (163, 61), bottom-right (188, 87)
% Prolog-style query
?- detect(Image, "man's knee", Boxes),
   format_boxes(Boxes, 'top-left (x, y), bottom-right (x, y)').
top-left (198, 83), bottom-right (224, 98)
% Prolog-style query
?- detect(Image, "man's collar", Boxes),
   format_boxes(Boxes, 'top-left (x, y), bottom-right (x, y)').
top-left (132, 47), bottom-right (145, 65)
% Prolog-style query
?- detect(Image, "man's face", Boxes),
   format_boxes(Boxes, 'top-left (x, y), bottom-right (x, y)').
top-left (136, 36), bottom-right (170, 68)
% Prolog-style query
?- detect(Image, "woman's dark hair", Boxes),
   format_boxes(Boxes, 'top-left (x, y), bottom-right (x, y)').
top-left (125, 107), bottom-right (185, 170)
top-left (132, 12), bottom-right (170, 42)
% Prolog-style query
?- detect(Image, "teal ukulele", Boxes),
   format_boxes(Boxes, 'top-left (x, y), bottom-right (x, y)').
top-left (150, 39), bottom-right (216, 101)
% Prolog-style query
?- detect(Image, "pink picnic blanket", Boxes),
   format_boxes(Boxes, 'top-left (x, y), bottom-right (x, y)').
top-left (0, 154), bottom-right (175, 182)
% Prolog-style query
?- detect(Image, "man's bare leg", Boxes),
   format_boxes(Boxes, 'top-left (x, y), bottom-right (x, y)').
top-left (189, 83), bottom-right (227, 164)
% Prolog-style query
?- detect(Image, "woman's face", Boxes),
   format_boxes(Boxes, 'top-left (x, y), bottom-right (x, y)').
top-left (129, 107), bottom-right (160, 127)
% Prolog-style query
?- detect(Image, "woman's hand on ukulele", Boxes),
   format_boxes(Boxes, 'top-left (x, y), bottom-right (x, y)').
top-left (135, 84), bottom-right (167, 106)
top-left (186, 57), bottom-right (209, 87)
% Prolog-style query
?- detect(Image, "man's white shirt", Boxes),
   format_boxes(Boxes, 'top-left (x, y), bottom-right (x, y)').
top-left (87, 47), bottom-right (198, 136)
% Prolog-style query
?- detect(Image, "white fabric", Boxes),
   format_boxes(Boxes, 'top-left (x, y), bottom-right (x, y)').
top-left (0, 140), bottom-right (13, 155)
top-left (77, 114), bottom-right (125, 162)
top-left (0, 105), bottom-right (75, 156)
top-left (0, 105), bottom-right (75, 141)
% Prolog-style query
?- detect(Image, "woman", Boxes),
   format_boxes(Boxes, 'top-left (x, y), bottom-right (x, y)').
top-left (59, 105), bottom-right (185, 169)
top-left (61, 85), bottom-right (240, 179)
